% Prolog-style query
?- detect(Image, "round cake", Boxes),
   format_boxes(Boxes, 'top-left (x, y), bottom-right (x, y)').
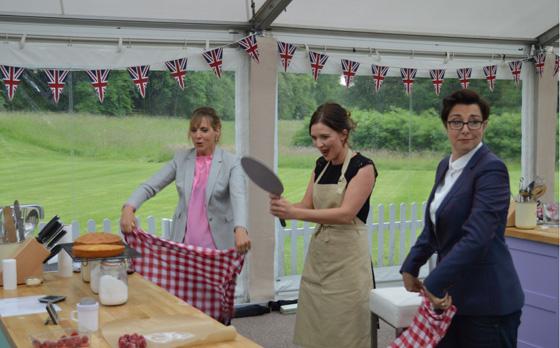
top-left (72, 244), bottom-right (125, 258)
top-left (74, 232), bottom-right (123, 245)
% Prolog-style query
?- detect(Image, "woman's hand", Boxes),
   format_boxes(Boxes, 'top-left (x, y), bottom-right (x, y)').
top-left (234, 227), bottom-right (251, 254)
top-left (402, 272), bottom-right (423, 293)
top-left (424, 287), bottom-right (453, 310)
top-left (120, 205), bottom-right (136, 234)
top-left (269, 194), bottom-right (294, 220)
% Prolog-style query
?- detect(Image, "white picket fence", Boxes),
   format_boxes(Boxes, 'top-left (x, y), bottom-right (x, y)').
top-left (276, 202), bottom-right (427, 278)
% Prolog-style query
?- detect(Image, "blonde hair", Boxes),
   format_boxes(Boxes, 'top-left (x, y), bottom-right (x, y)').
top-left (188, 107), bottom-right (222, 142)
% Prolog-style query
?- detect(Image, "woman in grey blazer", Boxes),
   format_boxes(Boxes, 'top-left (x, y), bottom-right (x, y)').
top-left (120, 107), bottom-right (251, 253)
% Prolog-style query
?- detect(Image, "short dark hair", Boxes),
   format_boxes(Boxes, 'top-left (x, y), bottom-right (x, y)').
top-left (440, 89), bottom-right (490, 124)
top-left (308, 102), bottom-right (356, 136)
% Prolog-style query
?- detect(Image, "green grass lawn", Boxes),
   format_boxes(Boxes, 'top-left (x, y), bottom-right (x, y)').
top-left (0, 112), bottom-right (557, 270)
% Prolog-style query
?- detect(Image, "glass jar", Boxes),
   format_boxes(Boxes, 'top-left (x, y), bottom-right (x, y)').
top-left (98, 259), bottom-right (128, 306)
top-left (89, 262), bottom-right (101, 294)
top-left (81, 261), bottom-right (90, 283)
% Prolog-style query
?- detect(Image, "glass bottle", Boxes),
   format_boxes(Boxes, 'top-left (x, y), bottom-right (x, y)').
top-left (98, 259), bottom-right (128, 305)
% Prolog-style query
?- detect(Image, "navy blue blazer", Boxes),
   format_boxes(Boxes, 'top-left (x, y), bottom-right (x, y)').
top-left (401, 144), bottom-right (524, 316)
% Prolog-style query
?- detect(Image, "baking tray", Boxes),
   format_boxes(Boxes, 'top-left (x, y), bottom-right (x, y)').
top-left (57, 243), bottom-right (141, 262)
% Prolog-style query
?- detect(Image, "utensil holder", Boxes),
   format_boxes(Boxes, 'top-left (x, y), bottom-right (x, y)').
top-left (515, 201), bottom-right (537, 229)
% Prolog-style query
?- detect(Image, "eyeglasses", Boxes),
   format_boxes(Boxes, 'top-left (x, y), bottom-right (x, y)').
top-left (447, 120), bottom-right (484, 130)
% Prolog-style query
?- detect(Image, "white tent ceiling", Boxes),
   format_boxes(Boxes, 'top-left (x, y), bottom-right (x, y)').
top-left (0, 0), bottom-right (557, 71)
top-left (1, 0), bottom-right (557, 42)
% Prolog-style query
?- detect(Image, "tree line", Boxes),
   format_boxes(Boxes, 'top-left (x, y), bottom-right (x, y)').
top-left (1, 69), bottom-right (522, 119)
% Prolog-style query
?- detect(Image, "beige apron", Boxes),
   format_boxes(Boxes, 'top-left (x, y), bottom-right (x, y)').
top-left (293, 149), bottom-right (373, 348)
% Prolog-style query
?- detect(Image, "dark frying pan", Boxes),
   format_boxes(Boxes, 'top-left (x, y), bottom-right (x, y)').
top-left (241, 157), bottom-right (286, 227)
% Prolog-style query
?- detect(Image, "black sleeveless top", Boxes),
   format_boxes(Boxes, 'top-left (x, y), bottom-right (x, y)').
top-left (313, 152), bottom-right (378, 223)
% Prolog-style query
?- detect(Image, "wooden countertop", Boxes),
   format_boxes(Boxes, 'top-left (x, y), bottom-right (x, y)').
top-left (0, 272), bottom-right (262, 348)
top-left (506, 225), bottom-right (560, 245)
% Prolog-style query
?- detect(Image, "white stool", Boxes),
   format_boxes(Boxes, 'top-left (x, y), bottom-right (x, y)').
top-left (370, 287), bottom-right (422, 348)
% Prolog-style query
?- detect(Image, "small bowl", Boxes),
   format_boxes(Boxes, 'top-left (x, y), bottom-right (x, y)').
top-left (25, 276), bottom-right (43, 287)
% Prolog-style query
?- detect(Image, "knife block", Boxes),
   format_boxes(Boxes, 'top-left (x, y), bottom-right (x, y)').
top-left (0, 238), bottom-right (49, 285)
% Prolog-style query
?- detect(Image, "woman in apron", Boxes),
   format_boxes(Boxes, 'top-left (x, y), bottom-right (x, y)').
top-left (270, 102), bottom-right (378, 348)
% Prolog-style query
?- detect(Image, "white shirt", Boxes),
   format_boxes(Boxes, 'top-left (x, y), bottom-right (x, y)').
top-left (429, 142), bottom-right (483, 227)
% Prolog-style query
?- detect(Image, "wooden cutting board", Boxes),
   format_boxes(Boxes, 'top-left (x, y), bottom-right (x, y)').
top-left (2, 207), bottom-right (17, 243)
top-left (101, 314), bottom-right (237, 348)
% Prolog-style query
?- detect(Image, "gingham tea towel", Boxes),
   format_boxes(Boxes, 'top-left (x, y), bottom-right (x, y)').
top-left (124, 229), bottom-right (244, 323)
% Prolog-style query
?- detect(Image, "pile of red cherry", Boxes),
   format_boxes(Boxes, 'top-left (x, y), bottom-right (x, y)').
top-left (118, 333), bottom-right (147, 348)
top-left (31, 330), bottom-right (89, 347)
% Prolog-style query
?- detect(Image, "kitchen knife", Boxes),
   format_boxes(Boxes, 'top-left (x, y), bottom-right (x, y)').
top-left (37, 216), bottom-right (60, 244)
top-left (46, 229), bottom-right (66, 250)
top-left (42, 223), bottom-right (64, 248)
top-left (2, 207), bottom-right (17, 243)
top-left (14, 200), bottom-right (25, 242)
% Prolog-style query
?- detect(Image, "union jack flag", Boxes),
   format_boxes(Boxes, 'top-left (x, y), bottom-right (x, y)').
top-left (508, 60), bottom-right (522, 87)
top-left (534, 53), bottom-right (546, 77)
top-left (127, 65), bottom-right (150, 98)
top-left (400, 68), bottom-right (417, 95)
top-left (341, 59), bottom-right (360, 88)
top-left (554, 55), bottom-right (559, 77)
top-left (0, 65), bottom-right (25, 101)
top-left (277, 41), bottom-right (297, 72)
top-left (457, 68), bottom-right (472, 89)
top-left (86, 69), bottom-right (110, 103)
top-left (483, 65), bottom-right (498, 92)
top-left (371, 64), bottom-right (389, 92)
top-left (238, 35), bottom-right (260, 63)
top-left (429, 69), bottom-right (445, 96)
top-left (202, 48), bottom-right (223, 78)
top-left (165, 58), bottom-right (188, 90)
top-left (44, 69), bottom-right (69, 104)
top-left (308, 51), bottom-right (329, 81)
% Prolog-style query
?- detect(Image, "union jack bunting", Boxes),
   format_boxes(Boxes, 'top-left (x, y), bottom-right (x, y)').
top-left (457, 68), bottom-right (472, 89)
top-left (44, 69), bottom-right (69, 104)
top-left (554, 55), bottom-right (559, 77)
top-left (371, 64), bottom-right (389, 92)
top-left (400, 68), bottom-right (417, 95)
top-left (429, 69), bottom-right (445, 96)
top-left (86, 69), bottom-right (110, 103)
top-left (127, 65), bottom-right (150, 98)
top-left (483, 65), bottom-right (498, 92)
top-left (277, 41), bottom-right (297, 72)
top-left (534, 53), bottom-right (546, 77)
top-left (202, 48), bottom-right (224, 78)
top-left (238, 35), bottom-right (260, 63)
top-left (508, 60), bottom-right (522, 87)
top-left (165, 58), bottom-right (188, 90)
top-left (308, 51), bottom-right (329, 81)
top-left (0, 65), bottom-right (25, 101)
top-left (341, 59), bottom-right (360, 88)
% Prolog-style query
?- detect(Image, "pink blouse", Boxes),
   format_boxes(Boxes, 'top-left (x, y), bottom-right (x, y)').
top-left (184, 154), bottom-right (216, 249)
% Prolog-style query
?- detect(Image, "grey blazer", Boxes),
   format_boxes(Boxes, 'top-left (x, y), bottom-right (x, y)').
top-left (126, 147), bottom-right (248, 250)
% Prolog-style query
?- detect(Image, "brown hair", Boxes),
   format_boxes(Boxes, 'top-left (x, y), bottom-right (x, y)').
top-left (308, 102), bottom-right (356, 143)
top-left (440, 89), bottom-right (490, 124)
top-left (189, 107), bottom-right (222, 141)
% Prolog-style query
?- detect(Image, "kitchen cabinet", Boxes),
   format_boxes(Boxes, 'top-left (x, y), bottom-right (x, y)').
top-left (506, 226), bottom-right (559, 348)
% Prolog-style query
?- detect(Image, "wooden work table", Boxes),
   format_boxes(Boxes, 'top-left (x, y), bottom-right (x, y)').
top-left (0, 272), bottom-right (262, 348)
top-left (505, 225), bottom-right (559, 245)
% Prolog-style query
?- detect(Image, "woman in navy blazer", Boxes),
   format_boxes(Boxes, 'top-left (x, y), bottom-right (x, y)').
top-left (400, 90), bottom-right (524, 347)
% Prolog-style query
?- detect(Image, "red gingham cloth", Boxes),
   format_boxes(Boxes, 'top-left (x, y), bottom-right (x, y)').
top-left (389, 291), bottom-right (457, 348)
top-left (123, 229), bottom-right (245, 323)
